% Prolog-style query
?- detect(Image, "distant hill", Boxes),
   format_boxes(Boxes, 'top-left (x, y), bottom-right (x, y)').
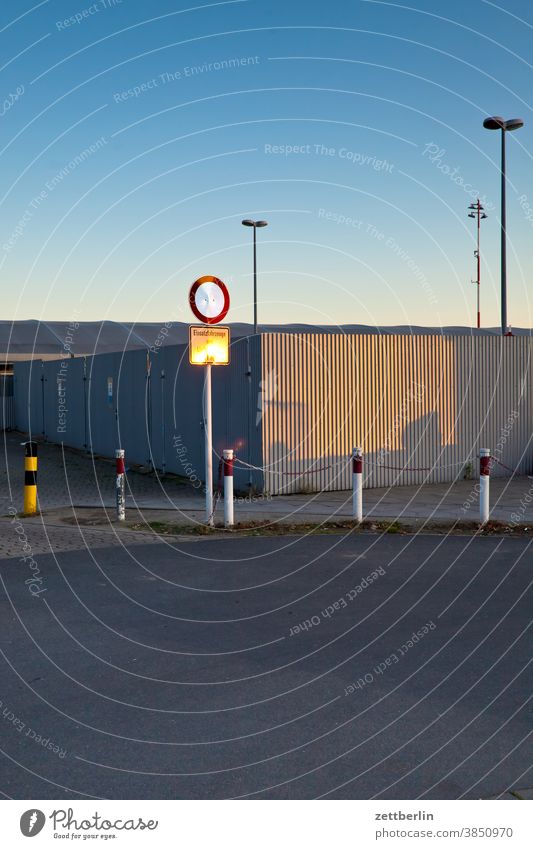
top-left (1, 319), bottom-right (531, 361)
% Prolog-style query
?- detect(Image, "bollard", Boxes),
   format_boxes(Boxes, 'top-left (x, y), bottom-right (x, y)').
top-left (115, 449), bottom-right (126, 521)
top-left (23, 441), bottom-right (38, 515)
top-left (479, 448), bottom-right (491, 525)
top-left (223, 449), bottom-right (234, 527)
top-left (352, 447), bottom-right (363, 522)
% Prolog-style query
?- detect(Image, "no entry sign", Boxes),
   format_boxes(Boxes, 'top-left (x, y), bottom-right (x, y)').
top-left (189, 276), bottom-right (230, 324)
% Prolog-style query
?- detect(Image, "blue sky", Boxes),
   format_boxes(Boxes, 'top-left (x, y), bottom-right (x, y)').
top-left (1, 0), bottom-right (532, 328)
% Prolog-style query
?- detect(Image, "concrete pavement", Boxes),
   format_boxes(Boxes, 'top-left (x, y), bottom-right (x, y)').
top-left (0, 533), bottom-right (530, 799)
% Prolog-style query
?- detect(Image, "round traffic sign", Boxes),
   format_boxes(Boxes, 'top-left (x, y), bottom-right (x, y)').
top-left (189, 276), bottom-right (230, 324)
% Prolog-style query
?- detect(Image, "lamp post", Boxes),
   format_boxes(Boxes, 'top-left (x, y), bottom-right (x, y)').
top-left (242, 219), bottom-right (268, 335)
top-left (482, 116), bottom-right (524, 335)
top-left (468, 200), bottom-right (487, 329)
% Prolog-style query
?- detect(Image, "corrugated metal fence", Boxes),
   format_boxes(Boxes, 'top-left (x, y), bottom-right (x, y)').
top-left (13, 337), bottom-right (263, 492)
top-left (0, 374), bottom-right (15, 430)
top-left (260, 334), bottom-right (533, 494)
top-left (13, 332), bottom-right (533, 496)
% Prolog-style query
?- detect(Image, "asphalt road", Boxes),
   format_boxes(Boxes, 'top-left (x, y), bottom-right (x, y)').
top-left (0, 531), bottom-right (531, 800)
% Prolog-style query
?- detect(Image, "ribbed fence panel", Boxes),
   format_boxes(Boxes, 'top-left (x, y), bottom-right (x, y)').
top-left (261, 333), bottom-right (533, 494)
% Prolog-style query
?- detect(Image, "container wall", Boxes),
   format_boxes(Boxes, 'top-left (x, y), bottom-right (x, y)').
top-left (43, 356), bottom-right (87, 449)
top-left (13, 360), bottom-right (44, 438)
top-left (13, 335), bottom-right (263, 493)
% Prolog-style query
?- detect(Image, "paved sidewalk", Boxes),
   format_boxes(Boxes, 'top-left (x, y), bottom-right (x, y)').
top-left (2, 431), bottom-right (533, 528)
top-left (0, 431), bottom-right (199, 514)
top-left (0, 514), bottom-right (165, 559)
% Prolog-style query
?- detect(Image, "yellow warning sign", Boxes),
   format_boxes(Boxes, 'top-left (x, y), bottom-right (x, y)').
top-left (189, 325), bottom-right (230, 365)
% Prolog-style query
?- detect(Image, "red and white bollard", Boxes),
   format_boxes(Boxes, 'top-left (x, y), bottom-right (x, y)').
top-left (479, 448), bottom-right (490, 525)
top-left (352, 447), bottom-right (363, 522)
top-left (223, 449), bottom-right (234, 528)
top-left (115, 449), bottom-right (126, 521)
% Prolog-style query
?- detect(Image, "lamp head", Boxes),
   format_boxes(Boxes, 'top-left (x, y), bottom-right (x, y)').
top-left (483, 116), bottom-right (524, 131)
top-left (505, 118), bottom-right (524, 132)
top-left (483, 116), bottom-right (505, 130)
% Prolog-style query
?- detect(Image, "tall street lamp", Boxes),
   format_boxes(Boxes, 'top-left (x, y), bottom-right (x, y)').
top-left (242, 219), bottom-right (268, 335)
top-left (468, 200), bottom-right (487, 329)
top-left (482, 116), bottom-right (524, 335)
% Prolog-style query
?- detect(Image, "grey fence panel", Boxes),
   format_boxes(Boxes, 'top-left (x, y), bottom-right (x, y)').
top-left (13, 360), bottom-right (44, 438)
top-left (454, 336), bottom-right (533, 478)
top-left (148, 354), bottom-right (167, 474)
top-left (116, 349), bottom-right (152, 467)
top-left (86, 351), bottom-right (121, 461)
top-left (13, 337), bottom-right (263, 494)
top-left (162, 343), bottom-right (206, 489)
top-left (234, 334), bottom-right (263, 492)
top-left (0, 397), bottom-right (15, 430)
top-left (13, 362), bottom-right (32, 432)
top-left (161, 336), bottom-right (263, 493)
top-left (0, 374), bottom-right (13, 397)
top-left (42, 356), bottom-right (87, 449)
top-left (87, 348), bottom-right (153, 463)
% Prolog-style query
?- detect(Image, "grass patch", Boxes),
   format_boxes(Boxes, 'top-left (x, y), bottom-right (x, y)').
top-left (125, 517), bottom-right (533, 539)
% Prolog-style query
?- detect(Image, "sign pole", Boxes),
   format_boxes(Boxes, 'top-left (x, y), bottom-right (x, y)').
top-left (204, 362), bottom-right (213, 526)
top-left (188, 275), bottom-right (231, 529)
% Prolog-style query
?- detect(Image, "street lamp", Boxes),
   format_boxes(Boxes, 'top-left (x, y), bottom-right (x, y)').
top-left (242, 219), bottom-right (268, 335)
top-left (482, 115), bottom-right (524, 335)
top-left (468, 200), bottom-right (487, 328)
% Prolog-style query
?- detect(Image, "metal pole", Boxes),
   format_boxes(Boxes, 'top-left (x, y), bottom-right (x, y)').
top-left (40, 369), bottom-right (45, 439)
top-left (476, 201), bottom-right (481, 329)
top-left (253, 225), bottom-right (257, 335)
top-left (161, 368), bottom-right (166, 475)
top-left (204, 362), bottom-right (213, 526)
top-left (146, 350), bottom-right (152, 470)
top-left (246, 337), bottom-right (253, 491)
top-left (83, 359), bottom-right (88, 450)
top-left (501, 129), bottom-right (507, 336)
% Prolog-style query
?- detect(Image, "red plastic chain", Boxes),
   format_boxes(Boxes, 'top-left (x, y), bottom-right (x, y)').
top-left (233, 455), bottom-right (491, 477)
top-left (490, 456), bottom-right (519, 475)
top-left (366, 462), bottom-right (435, 472)
top-left (233, 457), bottom-right (346, 476)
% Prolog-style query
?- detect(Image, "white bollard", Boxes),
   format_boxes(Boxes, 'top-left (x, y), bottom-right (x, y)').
top-left (352, 447), bottom-right (363, 522)
top-left (115, 449), bottom-right (126, 521)
top-left (223, 449), bottom-right (234, 528)
top-left (479, 448), bottom-right (490, 525)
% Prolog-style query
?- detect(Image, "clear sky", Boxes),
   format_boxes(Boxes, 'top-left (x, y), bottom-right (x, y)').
top-left (1, 0), bottom-right (532, 328)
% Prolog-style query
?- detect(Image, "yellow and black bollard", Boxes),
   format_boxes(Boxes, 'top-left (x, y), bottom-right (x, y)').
top-left (23, 441), bottom-right (38, 515)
